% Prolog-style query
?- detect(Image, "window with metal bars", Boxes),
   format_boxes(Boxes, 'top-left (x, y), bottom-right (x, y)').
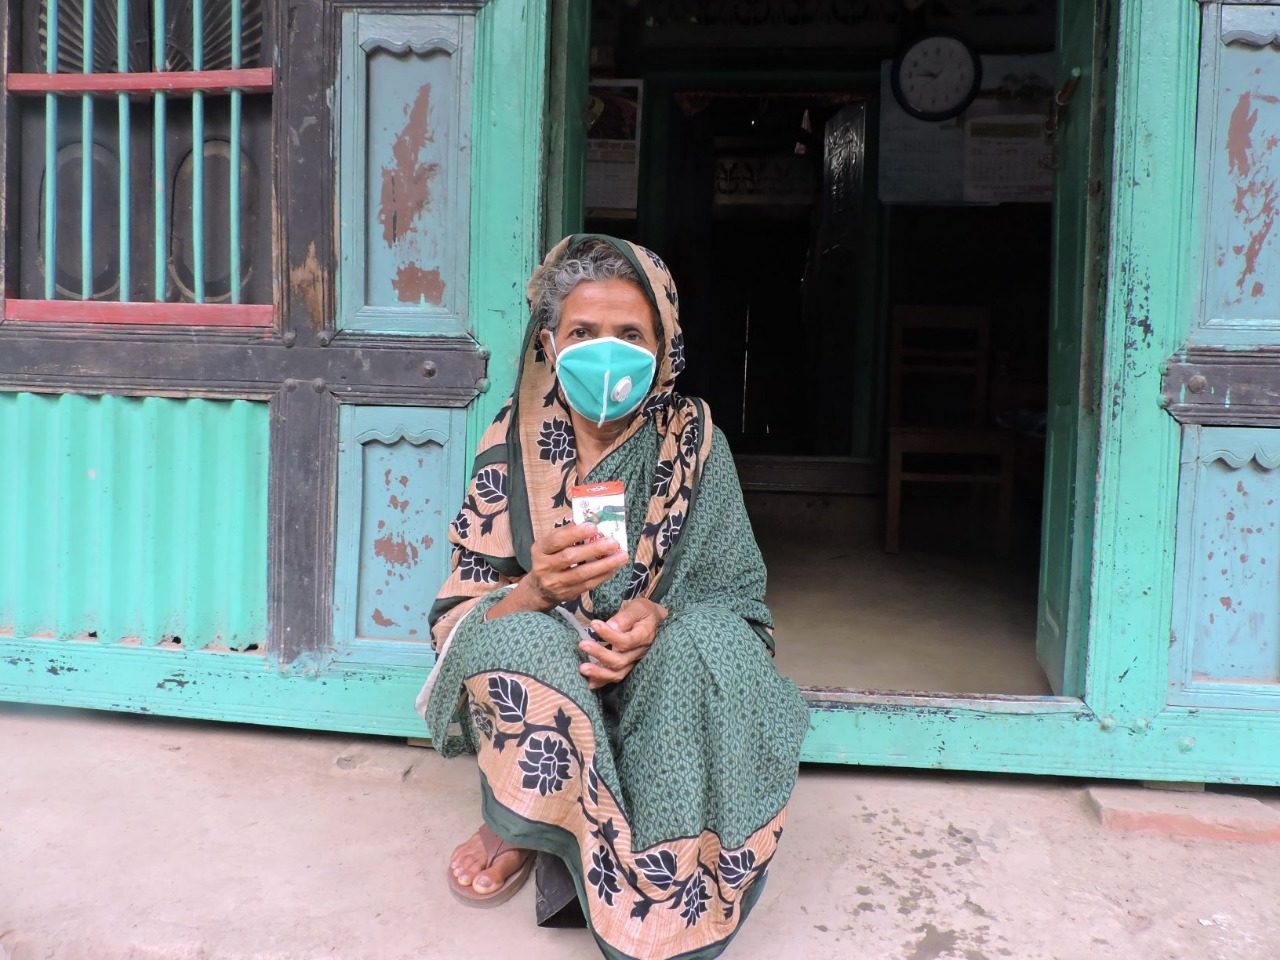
top-left (4, 0), bottom-right (274, 325)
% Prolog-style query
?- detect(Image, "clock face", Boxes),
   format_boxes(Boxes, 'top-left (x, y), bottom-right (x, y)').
top-left (892, 35), bottom-right (982, 122)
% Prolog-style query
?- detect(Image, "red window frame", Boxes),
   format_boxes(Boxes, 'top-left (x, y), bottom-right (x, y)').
top-left (3, 15), bottom-right (275, 328)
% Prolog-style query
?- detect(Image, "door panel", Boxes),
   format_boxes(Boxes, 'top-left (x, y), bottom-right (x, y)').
top-left (1036, 0), bottom-right (1104, 696)
top-left (1164, 5), bottom-right (1280, 712)
top-left (337, 10), bottom-right (474, 335)
top-left (332, 405), bottom-right (466, 666)
top-left (1169, 426), bottom-right (1280, 709)
top-left (1196, 6), bottom-right (1280, 341)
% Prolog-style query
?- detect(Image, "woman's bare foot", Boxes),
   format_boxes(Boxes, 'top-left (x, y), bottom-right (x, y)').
top-left (450, 825), bottom-right (530, 895)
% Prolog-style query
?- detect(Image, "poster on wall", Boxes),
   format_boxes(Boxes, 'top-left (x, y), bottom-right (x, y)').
top-left (585, 80), bottom-right (643, 214)
top-left (963, 113), bottom-right (1055, 203)
top-left (879, 55), bottom-right (1055, 205)
top-left (877, 73), bottom-right (966, 203)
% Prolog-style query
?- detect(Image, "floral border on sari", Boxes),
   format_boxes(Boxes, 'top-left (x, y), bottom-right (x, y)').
top-left (464, 670), bottom-right (786, 960)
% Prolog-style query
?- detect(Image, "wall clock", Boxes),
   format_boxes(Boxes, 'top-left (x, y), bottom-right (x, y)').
top-left (890, 34), bottom-right (983, 122)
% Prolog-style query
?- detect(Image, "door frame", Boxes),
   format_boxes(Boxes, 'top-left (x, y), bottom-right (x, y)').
top-left (802, 0), bottom-right (1236, 780)
top-left (634, 68), bottom-right (886, 480)
top-left (1035, 0), bottom-right (1109, 700)
top-left (547, 0), bottom-right (1280, 784)
top-left (558, 28), bottom-right (1090, 695)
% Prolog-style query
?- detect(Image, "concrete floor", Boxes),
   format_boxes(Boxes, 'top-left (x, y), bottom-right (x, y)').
top-left (750, 491), bottom-right (1051, 696)
top-left (4, 703), bottom-right (1280, 960)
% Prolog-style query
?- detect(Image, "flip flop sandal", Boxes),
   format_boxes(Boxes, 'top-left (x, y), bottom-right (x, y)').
top-left (448, 825), bottom-right (536, 908)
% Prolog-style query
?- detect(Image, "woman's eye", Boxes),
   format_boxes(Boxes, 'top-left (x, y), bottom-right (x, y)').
top-left (623, 331), bottom-right (642, 342)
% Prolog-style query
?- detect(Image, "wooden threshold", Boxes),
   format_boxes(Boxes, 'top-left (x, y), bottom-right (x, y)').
top-left (802, 686), bottom-right (1085, 714)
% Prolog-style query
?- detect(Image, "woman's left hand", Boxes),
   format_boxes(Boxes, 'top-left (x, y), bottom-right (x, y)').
top-left (579, 598), bottom-right (669, 690)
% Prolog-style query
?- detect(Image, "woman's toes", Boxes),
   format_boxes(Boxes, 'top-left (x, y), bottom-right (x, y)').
top-left (451, 835), bottom-right (485, 886)
top-left (472, 849), bottom-right (523, 893)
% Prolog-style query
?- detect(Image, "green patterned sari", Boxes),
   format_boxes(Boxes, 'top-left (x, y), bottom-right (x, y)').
top-left (417, 236), bottom-right (809, 960)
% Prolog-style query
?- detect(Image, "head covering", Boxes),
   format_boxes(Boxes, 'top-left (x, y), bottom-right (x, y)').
top-left (428, 234), bottom-right (714, 650)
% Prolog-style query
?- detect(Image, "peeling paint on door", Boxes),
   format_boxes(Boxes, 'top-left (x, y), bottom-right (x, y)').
top-left (332, 406), bottom-right (466, 660)
top-left (1203, 32), bottom-right (1280, 320)
top-left (338, 11), bottom-right (472, 333)
top-left (378, 84), bottom-right (441, 248)
top-left (1170, 426), bottom-right (1280, 706)
top-left (392, 263), bottom-right (446, 305)
top-left (1225, 91), bottom-right (1279, 299)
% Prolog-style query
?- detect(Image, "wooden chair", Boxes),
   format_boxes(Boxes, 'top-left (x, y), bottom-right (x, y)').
top-left (884, 306), bottom-right (1016, 554)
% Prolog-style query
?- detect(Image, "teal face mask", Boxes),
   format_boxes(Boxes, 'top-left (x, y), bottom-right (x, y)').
top-left (550, 336), bottom-right (657, 427)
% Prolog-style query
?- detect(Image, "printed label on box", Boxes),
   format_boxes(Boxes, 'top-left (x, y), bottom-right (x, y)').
top-left (570, 481), bottom-right (628, 555)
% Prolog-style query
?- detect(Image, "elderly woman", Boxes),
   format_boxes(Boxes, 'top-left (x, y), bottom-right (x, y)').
top-left (417, 235), bottom-right (809, 960)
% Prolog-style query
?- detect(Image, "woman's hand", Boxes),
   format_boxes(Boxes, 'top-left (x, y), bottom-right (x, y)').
top-left (579, 598), bottom-right (669, 689)
top-left (488, 523), bottom-right (628, 620)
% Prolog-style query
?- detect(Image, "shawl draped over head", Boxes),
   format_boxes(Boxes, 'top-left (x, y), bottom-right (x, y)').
top-left (426, 234), bottom-right (714, 660)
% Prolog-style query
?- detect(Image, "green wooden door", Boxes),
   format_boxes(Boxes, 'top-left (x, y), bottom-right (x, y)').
top-left (1035, 0), bottom-right (1105, 698)
top-left (1161, 4), bottom-right (1280, 713)
top-left (0, 0), bottom-right (548, 735)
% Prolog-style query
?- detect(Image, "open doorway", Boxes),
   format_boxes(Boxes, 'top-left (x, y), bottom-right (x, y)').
top-left (576, 2), bottom-right (1078, 697)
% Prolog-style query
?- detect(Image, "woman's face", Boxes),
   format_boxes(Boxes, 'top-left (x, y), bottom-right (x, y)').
top-left (542, 278), bottom-right (659, 357)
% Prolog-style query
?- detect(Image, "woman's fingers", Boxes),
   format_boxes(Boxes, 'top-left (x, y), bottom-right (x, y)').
top-left (590, 613), bottom-right (658, 654)
top-left (547, 552), bottom-right (628, 599)
top-left (589, 618), bottom-right (629, 647)
top-left (555, 537), bottom-right (626, 571)
top-left (540, 523), bottom-right (600, 556)
top-left (580, 659), bottom-right (629, 689)
top-left (530, 526), bottom-right (626, 603)
top-left (602, 598), bottom-right (664, 635)
top-left (527, 525), bottom-right (628, 604)
top-left (579, 639), bottom-right (642, 671)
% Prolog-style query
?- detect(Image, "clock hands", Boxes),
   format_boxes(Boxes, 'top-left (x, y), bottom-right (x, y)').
top-left (893, 34), bottom-right (981, 120)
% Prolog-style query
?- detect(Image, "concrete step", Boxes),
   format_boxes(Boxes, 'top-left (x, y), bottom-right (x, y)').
top-left (1086, 785), bottom-right (1280, 843)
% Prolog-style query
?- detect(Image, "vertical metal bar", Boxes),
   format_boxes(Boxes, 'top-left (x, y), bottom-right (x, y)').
top-left (229, 0), bottom-right (241, 304)
top-left (116, 0), bottom-right (129, 300)
top-left (153, 0), bottom-right (166, 300)
top-left (81, 0), bottom-right (94, 300)
top-left (191, 0), bottom-right (205, 302)
top-left (43, 0), bottom-right (58, 299)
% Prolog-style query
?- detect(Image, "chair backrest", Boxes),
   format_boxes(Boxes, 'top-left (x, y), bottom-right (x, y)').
top-left (888, 305), bottom-right (992, 428)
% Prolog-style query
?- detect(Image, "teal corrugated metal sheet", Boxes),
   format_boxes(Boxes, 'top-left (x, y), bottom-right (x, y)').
top-left (0, 393), bottom-right (269, 649)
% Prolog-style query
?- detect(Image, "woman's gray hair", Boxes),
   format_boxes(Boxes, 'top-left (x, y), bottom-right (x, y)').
top-left (533, 240), bottom-right (649, 333)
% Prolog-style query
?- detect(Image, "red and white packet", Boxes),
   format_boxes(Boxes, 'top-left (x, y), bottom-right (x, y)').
top-left (569, 481), bottom-right (628, 555)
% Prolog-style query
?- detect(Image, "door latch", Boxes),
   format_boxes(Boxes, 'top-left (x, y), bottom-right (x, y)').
top-left (1041, 68), bottom-right (1084, 170)
top-left (1044, 68), bottom-right (1083, 140)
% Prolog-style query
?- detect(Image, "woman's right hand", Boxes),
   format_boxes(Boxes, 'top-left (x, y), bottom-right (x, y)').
top-left (490, 524), bottom-right (628, 619)
top-left (526, 523), bottom-right (629, 607)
